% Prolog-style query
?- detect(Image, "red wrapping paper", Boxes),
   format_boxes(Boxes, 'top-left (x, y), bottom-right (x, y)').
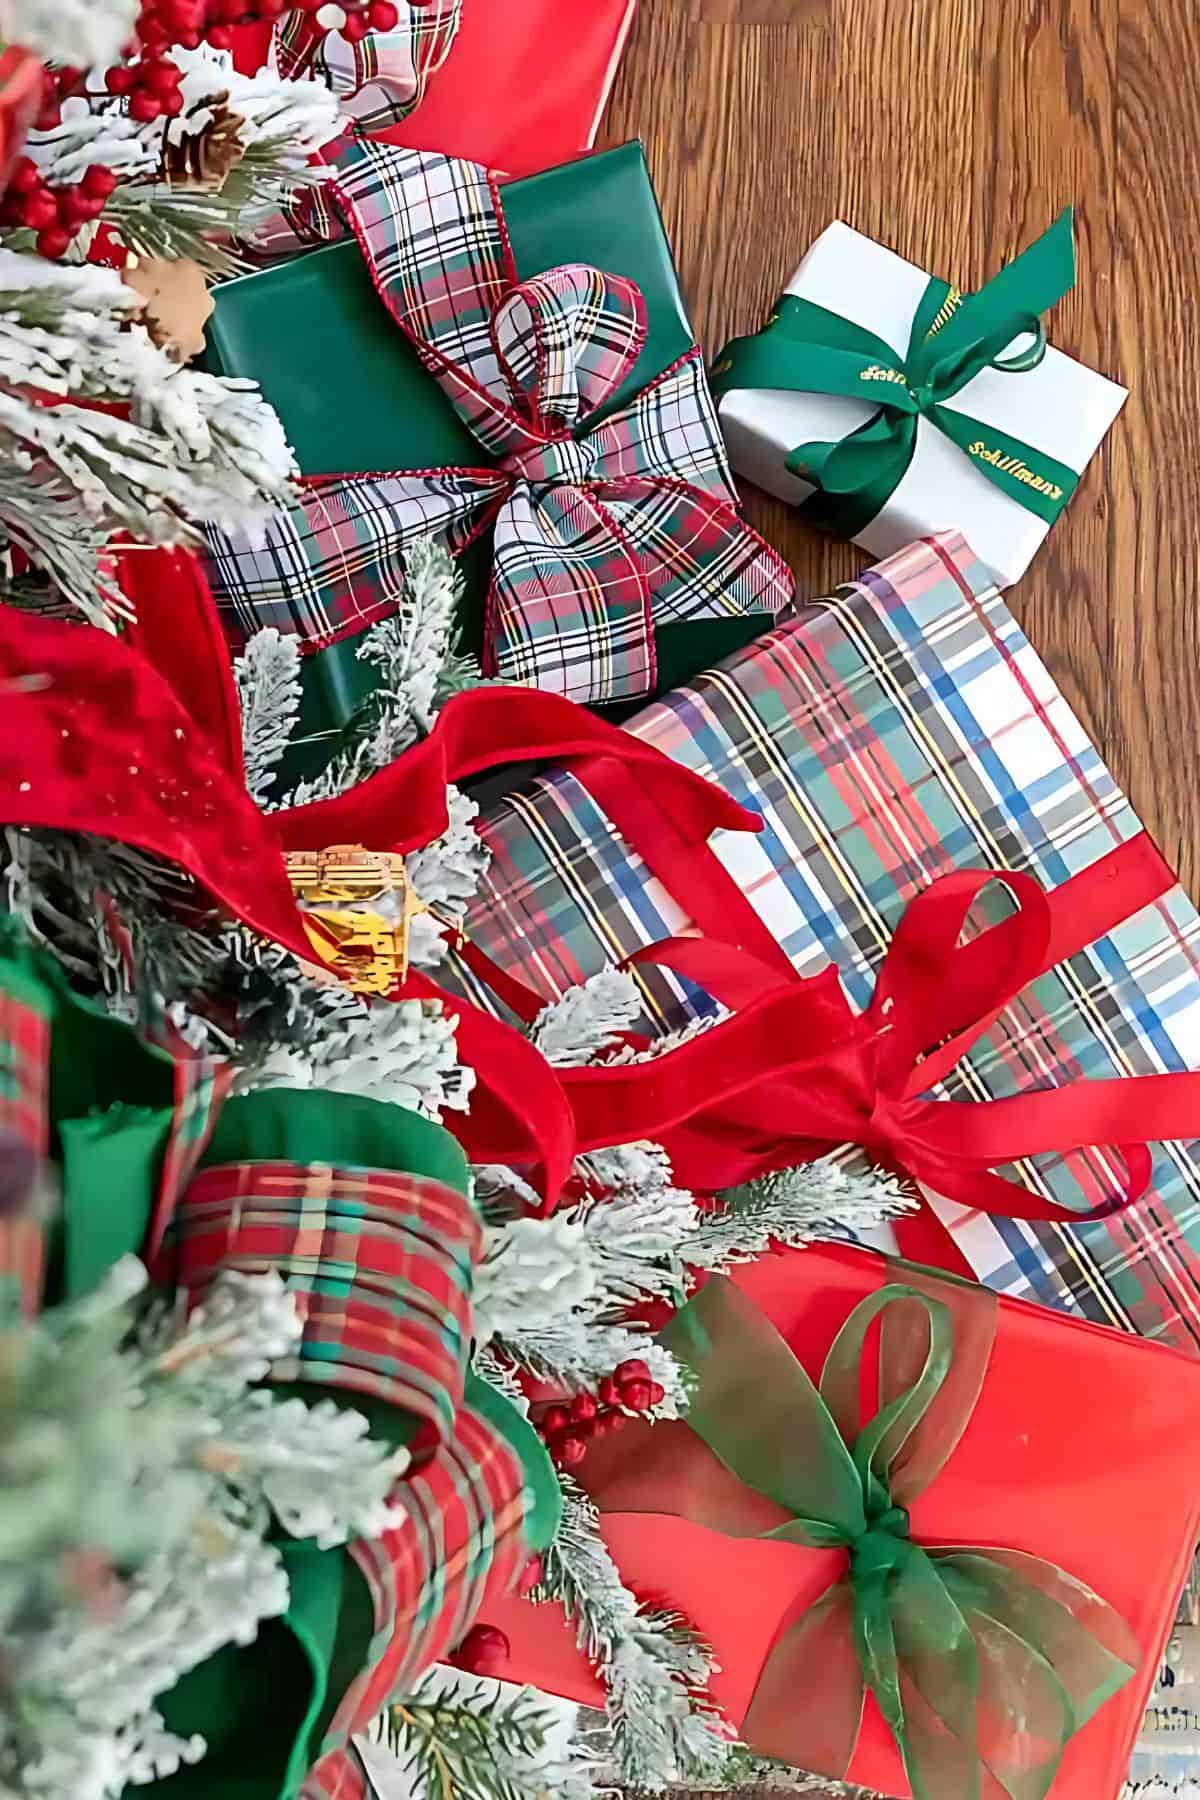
top-left (232, 0), bottom-right (637, 176)
top-left (486, 1244), bottom-right (1200, 1799)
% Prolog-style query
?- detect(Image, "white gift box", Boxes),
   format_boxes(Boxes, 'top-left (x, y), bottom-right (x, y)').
top-left (717, 220), bottom-right (1128, 588)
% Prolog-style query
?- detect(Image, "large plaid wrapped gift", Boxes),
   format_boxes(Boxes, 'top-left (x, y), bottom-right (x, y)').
top-left (201, 138), bottom-right (791, 777)
top-left (484, 1243), bottom-right (1200, 1800)
top-left (441, 530), bottom-right (1200, 1347)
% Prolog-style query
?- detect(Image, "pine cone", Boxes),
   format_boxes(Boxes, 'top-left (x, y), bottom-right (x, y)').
top-left (161, 97), bottom-right (245, 192)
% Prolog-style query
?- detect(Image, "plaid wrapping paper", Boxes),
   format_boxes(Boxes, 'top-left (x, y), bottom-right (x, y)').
top-left (274, 0), bottom-right (461, 132)
top-left (444, 529), bottom-right (1200, 1351)
top-left (173, 1155), bottom-right (528, 1800)
top-left (203, 140), bottom-right (792, 703)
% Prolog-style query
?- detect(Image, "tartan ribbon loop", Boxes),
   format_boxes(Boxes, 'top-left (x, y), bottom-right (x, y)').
top-left (274, 0), bottom-right (461, 132)
top-left (646, 1273), bottom-right (1138, 1798)
top-left (203, 141), bottom-right (793, 702)
top-left (491, 264), bottom-right (648, 430)
top-left (711, 209), bottom-right (1081, 536)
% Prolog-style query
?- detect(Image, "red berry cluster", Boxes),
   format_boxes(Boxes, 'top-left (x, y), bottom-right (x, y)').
top-left (536, 1358), bottom-right (667, 1470)
top-left (0, 157), bottom-right (118, 259)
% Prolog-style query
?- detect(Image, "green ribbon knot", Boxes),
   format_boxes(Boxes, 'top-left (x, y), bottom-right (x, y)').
top-left (711, 210), bottom-right (1080, 535)
top-left (655, 1269), bottom-right (1137, 1800)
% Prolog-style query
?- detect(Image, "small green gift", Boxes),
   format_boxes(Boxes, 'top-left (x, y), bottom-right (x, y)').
top-left (201, 140), bottom-right (792, 776)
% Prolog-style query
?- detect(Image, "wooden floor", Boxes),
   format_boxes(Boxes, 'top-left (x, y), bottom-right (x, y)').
top-left (602, 0), bottom-right (1200, 896)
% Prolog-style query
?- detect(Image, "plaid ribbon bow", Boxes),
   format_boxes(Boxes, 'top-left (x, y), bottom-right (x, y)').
top-left (203, 141), bottom-right (793, 704)
top-left (174, 1143), bottom-right (532, 1800)
top-left (274, 0), bottom-right (461, 131)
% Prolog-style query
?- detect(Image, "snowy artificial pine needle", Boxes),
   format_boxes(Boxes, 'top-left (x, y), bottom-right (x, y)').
top-left (543, 1477), bottom-right (733, 1792)
top-left (531, 968), bottom-right (642, 1067)
top-left (234, 628), bottom-right (303, 805)
top-left (381, 1669), bottom-right (600, 1800)
top-left (0, 1262), bottom-right (406, 1800)
top-left (281, 539), bottom-right (472, 807)
top-left (0, 251), bottom-right (297, 625)
top-left (0, 0), bottom-right (139, 66)
top-left (689, 1159), bottom-right (915, 1267)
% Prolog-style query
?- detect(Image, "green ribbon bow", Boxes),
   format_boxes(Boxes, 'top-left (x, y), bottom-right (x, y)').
top-left (710, 210), bottom-right (1080, 536)
top-left (657, 1271), bottom-right (1137, 1800)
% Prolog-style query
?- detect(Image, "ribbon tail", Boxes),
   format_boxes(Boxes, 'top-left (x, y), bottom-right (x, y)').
top-left (487, 482), bottom-right (656, 702)
top-left (927, 403), bottom-right (1077, 526)
top-left (202, 468), bottom-right (504, 659)
top-left (742, 1579), bottom-right (866, 1777)
top-left (920, 210), bottom-right (1076, 388)
top-left (934, 1548), bottom-right (1137, 1800)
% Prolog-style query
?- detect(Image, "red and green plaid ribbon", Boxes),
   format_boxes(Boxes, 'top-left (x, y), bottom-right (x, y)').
top-left (0, 933), bottom-right (227, 1309)
top-left (0, 953), bottom-right (50, 1312)
top-left (172, 1092), bottom-right (545, 1799)
top-left (203, 139), bottom-right (793, 704)
top-left (274, 0), bottom-right (461, 132)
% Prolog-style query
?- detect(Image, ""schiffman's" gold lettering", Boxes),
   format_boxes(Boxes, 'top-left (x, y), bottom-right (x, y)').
top-left (859, 364), bottom-right (909, 387)
top-left (968, 440), bottom-right (1064, 501)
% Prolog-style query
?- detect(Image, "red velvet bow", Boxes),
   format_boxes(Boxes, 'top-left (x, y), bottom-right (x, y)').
top-left (558, 852), bottom-right (1200, 1254)
top-left (2, 553), bottom-right (764, 1213)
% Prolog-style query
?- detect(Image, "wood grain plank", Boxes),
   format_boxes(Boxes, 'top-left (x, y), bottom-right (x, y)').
top-left (1111, 1), bottom-right (1200, 894)
top-left (604, 0), bottom-right (1199, 891)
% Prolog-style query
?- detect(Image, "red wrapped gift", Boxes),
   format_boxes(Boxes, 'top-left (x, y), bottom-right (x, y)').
top-left (379, 0), bottom-right (637, 174)
top-left (233, 0), bottom-right (637, 176)
top-left (487, 1244), bottom-right (1200, 1800)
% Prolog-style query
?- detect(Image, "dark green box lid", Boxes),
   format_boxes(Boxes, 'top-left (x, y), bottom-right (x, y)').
top-left (205, 142), bottom-right (768, 770)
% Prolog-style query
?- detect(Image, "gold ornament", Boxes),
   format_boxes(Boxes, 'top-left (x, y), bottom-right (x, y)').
top-left (284, 845), bottom-right (431, 997)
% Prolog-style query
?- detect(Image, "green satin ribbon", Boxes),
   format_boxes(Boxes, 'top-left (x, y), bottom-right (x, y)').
top-left (660, 1271), bottom-right (1137, 1800)
top-left (710, 210), bottom-right (1080, 537)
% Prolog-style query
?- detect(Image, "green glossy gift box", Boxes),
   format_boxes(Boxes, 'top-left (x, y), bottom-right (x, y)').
top-left (205, 142), bottom-right (769, 776)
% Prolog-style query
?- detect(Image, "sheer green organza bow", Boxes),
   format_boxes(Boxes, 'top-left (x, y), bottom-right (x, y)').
top-left (656, 1274), bottom-right (1137, 1800)
top-left (710, 210), bottom-right (1079, 536)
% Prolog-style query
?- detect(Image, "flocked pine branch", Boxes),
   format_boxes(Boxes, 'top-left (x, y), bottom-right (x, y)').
top-left (280, 540), bottom-right (470, 808)
top-left (234, 628), bottom-right (303, 806)
top-left (544, 1476), bottom-right (732, 1793)
top-left (0, 251), bottom-right (296, 623)
top-left (0, 0), bottom-right (138, 67)
top-left (382, 1669), bottom-right (598, 1800)
top-left (234, 991), bottom-right (476, 1122)
top-left (531, 968), bottom-right (642, 1068)
top-left (689, 1160), bottom-right (915, 1268)
top-left (0, 1260), bottom-right (407, 1800)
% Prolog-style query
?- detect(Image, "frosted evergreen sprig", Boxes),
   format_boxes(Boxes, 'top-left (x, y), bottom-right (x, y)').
top-left (234, 628), bottom-right (302, 807)
top-left (531, 967), bottom-right (642, 1068)
top-left (280, 539), bottom-right (471, 807)
top-left (0, 1261), bottom-right (407, 1800)
top-left (689, 1159), bottom-right (915, 1268)
top-left (0, 0), bottom-right (138, 67)
top-left (543, 1476), bottom-right (732, 1792)
top-left (382, 1669), bottom-right (599, 1800)
top-left (0, 250), bottom-right (297, 624)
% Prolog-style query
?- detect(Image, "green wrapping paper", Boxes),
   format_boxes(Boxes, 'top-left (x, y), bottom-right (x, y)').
top-left (204, 142), bottom-right (771, 772)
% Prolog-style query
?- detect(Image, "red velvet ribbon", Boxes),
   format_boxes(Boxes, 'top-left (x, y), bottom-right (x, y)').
top-left (551, 844), bottom-right (1200, 1269)
top-left (12, 551), bottom-right (766, 1214)
top-left (87, 550), bottom-right (1200, 1264)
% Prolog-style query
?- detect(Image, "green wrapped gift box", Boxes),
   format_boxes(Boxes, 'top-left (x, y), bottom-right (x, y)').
top-left (204, 142), bottom-right (773, 779)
